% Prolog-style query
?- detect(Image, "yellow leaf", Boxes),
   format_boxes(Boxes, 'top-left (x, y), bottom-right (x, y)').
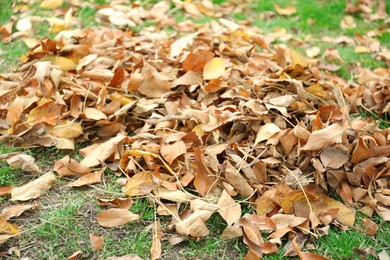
top-left (0, 216), bottom-right (20, 235)
top-left (49, 120), bottom-right (83, 139)
top-left (203, 58), bottom-right (226, 80)
top-left (40, 56), bottom-right (76, 72)
top-left (40, 0), bottom-right (64, 9)
top-left (122, 171), bottom-right (157, 196)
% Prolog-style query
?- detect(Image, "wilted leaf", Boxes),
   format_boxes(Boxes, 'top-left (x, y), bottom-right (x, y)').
top-left (66, 250), bottom-right (82, 260)
top-left (97, 197), bottom-right (134, 209)
top-left (81, 134), bottom-right (126, 167)
top-left (49, 120), bottom-right (83, 138)
top-left (320, 146), bottom-right (349, 169)
top-left (160, 140), bottom-right (187, 165)
top-left (255, 123), bottom-right (281, 145)
top-left (217, 190), bottom-right (241, 226)
top-left (137, 63), bottom-right (172, 98)
top-left (151, 221), bottom-right (162, 260)
top-left (54, 155), bottom-right (91, 177)
top-left (96, 209), bottom-right (140, 228)
top-left (175, 210), bottom-right (213, 238)
top-left (193, 148), bottom-right (217, 196)
top-left (293, 238), bottom-right (329, 260)
top-left (302, 124), bottom-right (344, 151)
top-left (11, 172), bottom-right (57, 201)
top-left (183, 51), bottom-right (215, 72)
top-left (203, 58), bottom-right (226, 80)
top-left (1, 204), bottom-right (39, 220)
top-left (122, 171), bottom-right (157, 196)
top-left (362, 218), bottom-right (379, 236)
top-left (67, 170), bottom-right (103, 187)
top-left (0, 215), bottom-right (20, 235)
top-left (6, 153), bottom-right (42, 173)
top-left (84, 108), bottom-right (107, 120)
top-left (170, 32), bottom-right (198, 58)
top-left (90, 234), bottom-right (104, 251)
top-left (154, 188), bottom-right (194, 203)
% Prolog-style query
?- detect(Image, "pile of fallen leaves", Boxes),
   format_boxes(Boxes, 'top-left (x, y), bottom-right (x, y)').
top-left (0, 0), bottom-right (389, 259)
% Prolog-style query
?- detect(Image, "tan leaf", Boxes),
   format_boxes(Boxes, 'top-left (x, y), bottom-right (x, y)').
top-left (90, 234), bottom-right (104, 252)
top-left (217, 190), bottom-right (241, 226)
top-left (80, 134), bottom-right (126, 167)
top-left (54, 155), bottom-right (91, 177)
top-left (203, 58), bottom-right (226, 80)
top-left (66, 250), bottom-right (82, 260)
top-left (11, 172), bottom-right (57, 201)
top-left (274, 4), bottom-right (296, 16)
top-left (293, 238), bottom-right (329, 260)
top-left (176, 210), bottom-right (212, 238)
top-left (193, 148), bottom-right (217, 196)
top-left (302, 124), bottom-right (344, 151)
top-left (160, 140), bottom-right (187, 165)
top-left (0, 215), bottom-right (20, 235)
top-left (340, 15), bottom-right (356, 29)
top-left (221, 225), bottom-right (243, 240)
top-left (137, 63), bottom-right (172, 98)
top-left (151, 221), bottom-right (162, 260)
top-left (169, 32), bottom-right (198, 58)
top-left (122, 171), bottom-right (157, 196)
top-left (6, 153), bottom-right (42, 173)
top-left (97, 197), bottom-right (134, 209)
top-left (362, 218), bottom-right (378, 236)
top-left (224, 162), bottom-right (254, 198)
top-left (84, 107), bottom-right (107, 120)
top-left (96, 209), bottom-right (140, 228)
top-left (106, 255), bottom-right (143, 260)
top-left (67, 170), bottom-right (103, 187)
top-left (320, 145), bottom-right (349, 169)
top-left (153, 188), bottom-right (194, 203)
top-left (255, 123), bottom-right (281, 145)
top-left (16, 17), bottom-right (32, 32)
top-left (1, 204), bottom-right (39, 220)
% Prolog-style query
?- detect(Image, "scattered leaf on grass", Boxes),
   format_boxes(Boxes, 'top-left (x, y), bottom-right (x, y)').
top-left (96, 209), bottom-right (140, 228)
top-left (0, 215), bottom-right (20, 235)
top-left (6, 153), bottom-right (42, 173)
top-left (89, 234), bottom-right (104, 252)
top-left (274, 4), bottom-right (297, 16)
top-left (11, 172), bottom-right (57, 201)
top-left (1, 204), bottom-right (39, 220)
top-left (67, 170), bottom-right (103, 187)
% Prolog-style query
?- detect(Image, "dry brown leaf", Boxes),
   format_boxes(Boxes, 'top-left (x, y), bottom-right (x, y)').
top-left (183, 51), bottom-right (215, 72)
top-left (106, 255), bottom-right (143, 260)
top-left (221, 225), bottom-right (243, 240)
top-left (1, 204), bottom-right (39, 220)
top-left (6, 153), bottom-right (42, 173)
top-left (49, 120), bottom-right (83, 139)
top-left (362, 218), bottom-right (378, 236)
top-left (217, 190), bottom-right (241, 226)
top-left (255, 123), bottom-right (281, 145)
top-left (293, 238), bottom-right (329, 259)
top-left (97, 197), bottom-right (134, 209)
top-left (122, 171), bottom-right (157, 196)
top-left (137, 63), bottom-right (172, 98)
top-left (81, 134), bottom-right (126, 167)
top-left (67, 170), bottom-right (103, 187)
top-left (66, 250), bottom-right (82, 260)
top-left (90, 234), bottom-right (104, 252)
top-left (302, 124), bottom-right (344, 151)
top-left (160, 140), bottom-right (187, 165)
top-left (11, 172), bottom-right (57, 201)
top-left (96, 209), bottom-right (140, 228)
top-left (320, 145), bottom-right (349, 169)
top-left (54, 155), bottom-right (92, 177)
top-left (175, 210), bottom-right (213, 238)
top-left (151, 220), bottom-right (162, 260)
top-left (193, 148), bottom-right (217, 196)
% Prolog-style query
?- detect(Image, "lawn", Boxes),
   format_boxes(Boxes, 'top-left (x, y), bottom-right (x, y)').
top-left (0, 0), bottom-right (389, 259)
